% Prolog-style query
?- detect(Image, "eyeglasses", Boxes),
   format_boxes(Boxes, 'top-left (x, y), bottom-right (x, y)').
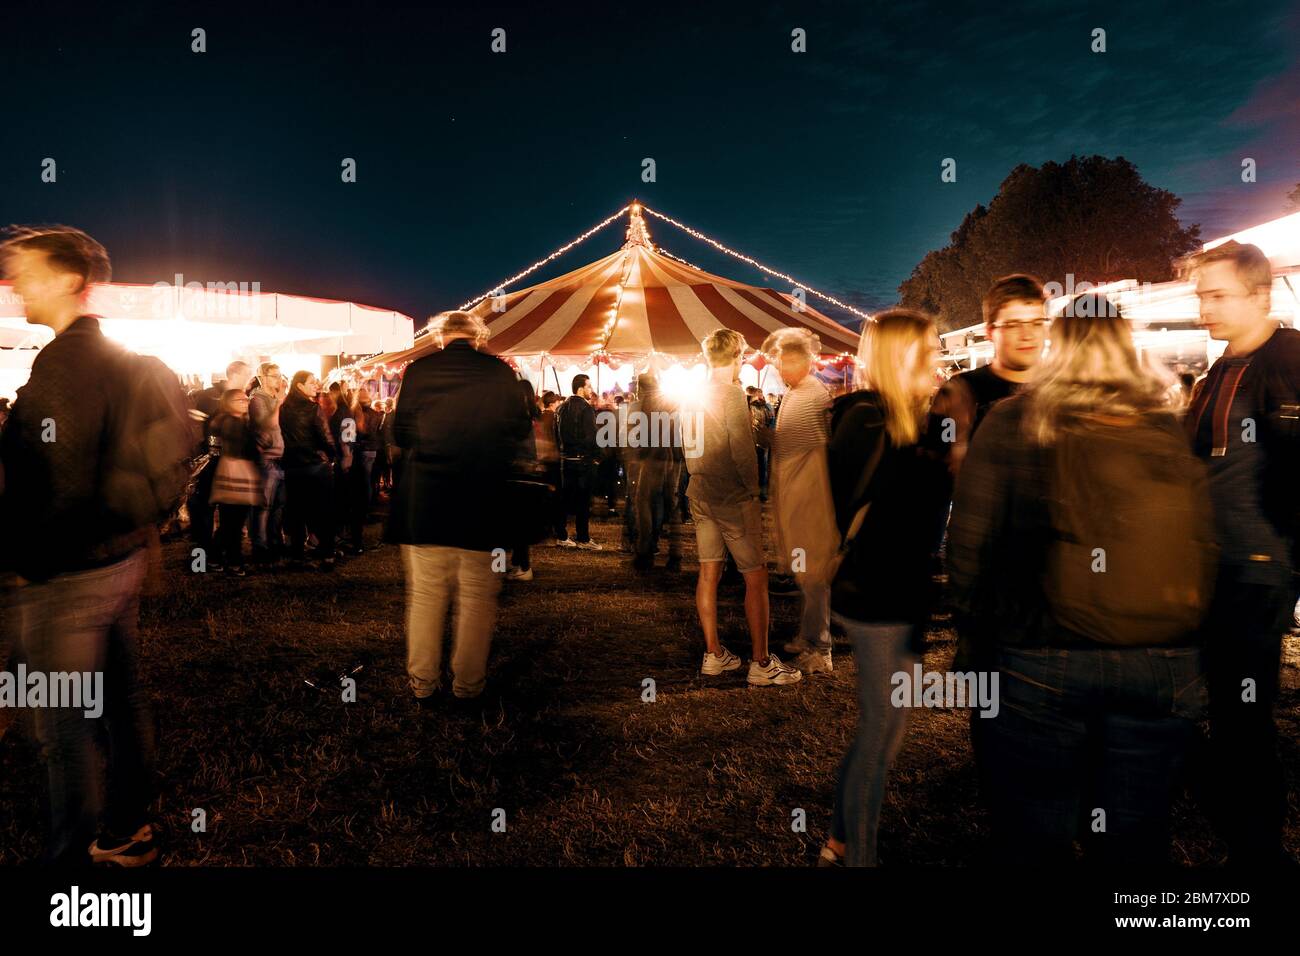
top-left (992, 319), bottom-right (1050, 331)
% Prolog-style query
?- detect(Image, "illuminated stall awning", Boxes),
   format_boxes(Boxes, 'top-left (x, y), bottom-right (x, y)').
top-left (0, 280), bottom-right (414, 396)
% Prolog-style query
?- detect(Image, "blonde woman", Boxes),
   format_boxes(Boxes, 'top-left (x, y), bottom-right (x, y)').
top-left (759, 328), bottom-right (839, 673)
top-left (947, 294), bottom-right (1215, 864)
top-left (819, 309), bottom-right (946, 866)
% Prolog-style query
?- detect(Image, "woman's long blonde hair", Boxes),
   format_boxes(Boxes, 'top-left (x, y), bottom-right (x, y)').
top-left (1023, 293), bottom-right (1172, 445)
top-left (853, 308), bottom-right (935, 446)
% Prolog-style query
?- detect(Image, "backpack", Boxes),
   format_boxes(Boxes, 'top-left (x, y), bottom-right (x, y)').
top-left (101, 349), bottom-right (201, 528)
top-left (1044, 415), bottom-right (1216, 645)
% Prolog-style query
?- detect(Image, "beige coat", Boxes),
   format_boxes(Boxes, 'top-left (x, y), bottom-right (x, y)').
top-left (768, 375), bottom-right (839, 582)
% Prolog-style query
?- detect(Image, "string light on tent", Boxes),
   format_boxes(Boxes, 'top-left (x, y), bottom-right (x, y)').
top-left (407, 205), bottom-right (632, 341)
top-left (640, 203), bottom-right (873, 322)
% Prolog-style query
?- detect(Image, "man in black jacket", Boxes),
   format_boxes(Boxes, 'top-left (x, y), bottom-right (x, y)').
top-left (387, 310), bottom-right (530, 704)
top-left (1187, 241), bottom-right (1300, 865)
top-left (280, 370), bottom-right (337, 568)
top-left (555, 373), bottom-right (602, 550)
top-left (0, 225), bottom-right (159, 866)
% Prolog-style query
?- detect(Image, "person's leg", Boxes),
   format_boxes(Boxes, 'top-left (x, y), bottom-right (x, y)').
top-left (267, 462), bottom-right (285, 556)
top-left (634, 459), bottom-right (662, 560)
top-left (662, 462), bottom-right (683, 561)
top-left (574, 461), bottom-right (593, 543)
top-left (249, 461), bottom-right (271, 559)
top-left (622, 458), bottom-right (639, 549)
top-left (549, 460), bottom-right (567, 540)
top-left (832, 617), bottom-right (915, 866)
top-left (559, 460), bottom-right (576, 540)
top-left (798, 577), bottom-right (832, 650)
top-left (19, 553), bottom-right (145, 864)
top-left (283, 468), bottom-right (306, 559)
top-left (723, 498), bottom-right (769, 661)
top-left (695, 561), bottom-right (725, 655)
top-left (983, 646), bottom-right (1088, 865)
top-left (311, 463), bottom-right (337, 558)
top-left (742, 568), bottom-right (770, 662)
top-left (512, 538), bottom-right (530, 572)
top-left (190, 460), bottom-right (217, 557)
top-left (402, 544), bottom-right (453, 698)
top-left (1204, 575), bottom-right (1290, 861)
top-left (1088, 647), bottom-right (1206, 866)
top-left (99, 552), bottom-right (155, 844)
top-left (449, 548), bottom-right (504, 698)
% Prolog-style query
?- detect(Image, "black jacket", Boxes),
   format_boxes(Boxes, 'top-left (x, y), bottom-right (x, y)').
top-left (556, 395), bottom-right (598, 459)
top-left (385, 339), bottom-right (531, 550)
top-left (0, 316), bottom-right (153, 581)
top-left (280, 390), bottom-right (336, 469)
top-left (827, 390), bottom-right (947, 644)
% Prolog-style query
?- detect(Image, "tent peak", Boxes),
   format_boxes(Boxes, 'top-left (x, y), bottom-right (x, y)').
top-left (623, 201), bottom-right (653, 249)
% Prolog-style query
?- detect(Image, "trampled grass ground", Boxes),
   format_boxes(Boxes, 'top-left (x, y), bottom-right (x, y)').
top-left (1, 506), bottom-right (1297, 866)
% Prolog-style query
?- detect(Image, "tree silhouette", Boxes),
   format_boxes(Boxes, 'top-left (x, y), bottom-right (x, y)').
top-left (900, 156), bottom-right (1202, 331)
top-left (1287, 182), bottom-right (1300, 212)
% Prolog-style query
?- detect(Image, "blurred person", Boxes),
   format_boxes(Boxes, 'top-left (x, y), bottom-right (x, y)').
top-left (555, 374), bottom-right (602, 550)
top-left (383, 391), bottom-right (402, 492)
top-left (387, 311), bottom-right (531, 704)
top-left (0, 225), bottom-right (193, 866)
top-left (248, 362), bottom-right (286, 565)
top-left (506, 379), bottom-right (544, 581)
top-left (758, 328), bottom-right (838, 674)
top-left (947, 295), bottom-right (1215, 865)
top-left (816, 310), bottom-right (945, 866)
top-left (280, 370), bottom-right (337, 569)
top-left (538, 390), bottom-right (565, 543)
top-left (631, 372), bottom-right (684, 574)
top-left (686, 329), bottom-right (801, 686)
top-left (208, 389), bottom-right (262, 576)
top-left (926, 274), bottom-right (1047, 794)
top-left (1187, 241), bottom-right (1300, 865)
top-left (188, 360), bottom-right (252, 569)
top-left (746, 386), bottom-right (776, 499)
top-left (342, 388), bottom-right (382, 554)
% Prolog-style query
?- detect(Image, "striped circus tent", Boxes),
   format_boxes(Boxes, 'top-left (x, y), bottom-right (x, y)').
top-left (359, 215), bottom-right (860, 370)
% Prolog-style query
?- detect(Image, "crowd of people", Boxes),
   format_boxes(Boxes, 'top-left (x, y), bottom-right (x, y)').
top-left (2, 223), bottom-right (1298, 869)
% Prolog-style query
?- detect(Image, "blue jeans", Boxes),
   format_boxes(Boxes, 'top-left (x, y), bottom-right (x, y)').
top-left (829, 615), bottom-right (916, 866)
top-left (985, 644), bottom-right (1206, 865)
top-left (250, 458), bottom-right (285, 556)
top-left (17, 549), bottom-right (154, 864)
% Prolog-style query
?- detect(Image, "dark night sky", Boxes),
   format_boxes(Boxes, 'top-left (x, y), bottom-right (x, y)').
top-left (2, 1), bottom-right (1297, 330)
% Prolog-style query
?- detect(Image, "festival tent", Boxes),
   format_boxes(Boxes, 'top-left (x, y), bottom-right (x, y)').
top-left (353, 203), bottom-right (863, 395)
top-left (0, 280), bottom-right (414, 399)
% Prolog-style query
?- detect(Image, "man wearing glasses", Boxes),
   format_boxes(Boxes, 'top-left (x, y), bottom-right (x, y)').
top-left (930, 274), bottom-right (1048, 484)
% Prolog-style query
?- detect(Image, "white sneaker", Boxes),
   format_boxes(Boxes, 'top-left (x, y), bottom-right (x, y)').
top-left (748, 653), bottom-right (803, 686)
top-left (575, 540), bottom-right (603, 551)
top-left (557, 539), bottom-right (577, 548)
top-left (701, 648), bottom-right (742, 676)
top-left (794, 647), bottom-right (833, 674)
top-left (782, 636), bottom-right (814, 655)
top-left (505, 567), bottom-right (534, 581)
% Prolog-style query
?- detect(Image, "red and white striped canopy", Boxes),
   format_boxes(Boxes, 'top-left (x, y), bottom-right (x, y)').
top-left (363, 237), bottom-right (860, 368)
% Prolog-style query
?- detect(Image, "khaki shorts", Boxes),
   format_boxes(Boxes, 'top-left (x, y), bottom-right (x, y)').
top-left (689, 496), bottom-right (765, 573)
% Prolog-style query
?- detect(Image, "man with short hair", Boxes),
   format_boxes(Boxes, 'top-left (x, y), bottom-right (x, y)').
top-left (388, 311), bottom-right (531, 704)
top-left (248, 362), bottom-right (285, 564)
top-left (555, 373), bottom-right (602, 550)
top-left (0, 225), bottom-right (169, 866)
top-left (1187, 241), bottom-right (1300, 865)
top-left (931, 274), bottom-right (1047, 484)
top-left (686, 329), bottom-right (801, 686)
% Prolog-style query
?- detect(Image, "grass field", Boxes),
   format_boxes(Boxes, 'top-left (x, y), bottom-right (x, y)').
top-left (2, 506), bottom-right (1297, 866)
